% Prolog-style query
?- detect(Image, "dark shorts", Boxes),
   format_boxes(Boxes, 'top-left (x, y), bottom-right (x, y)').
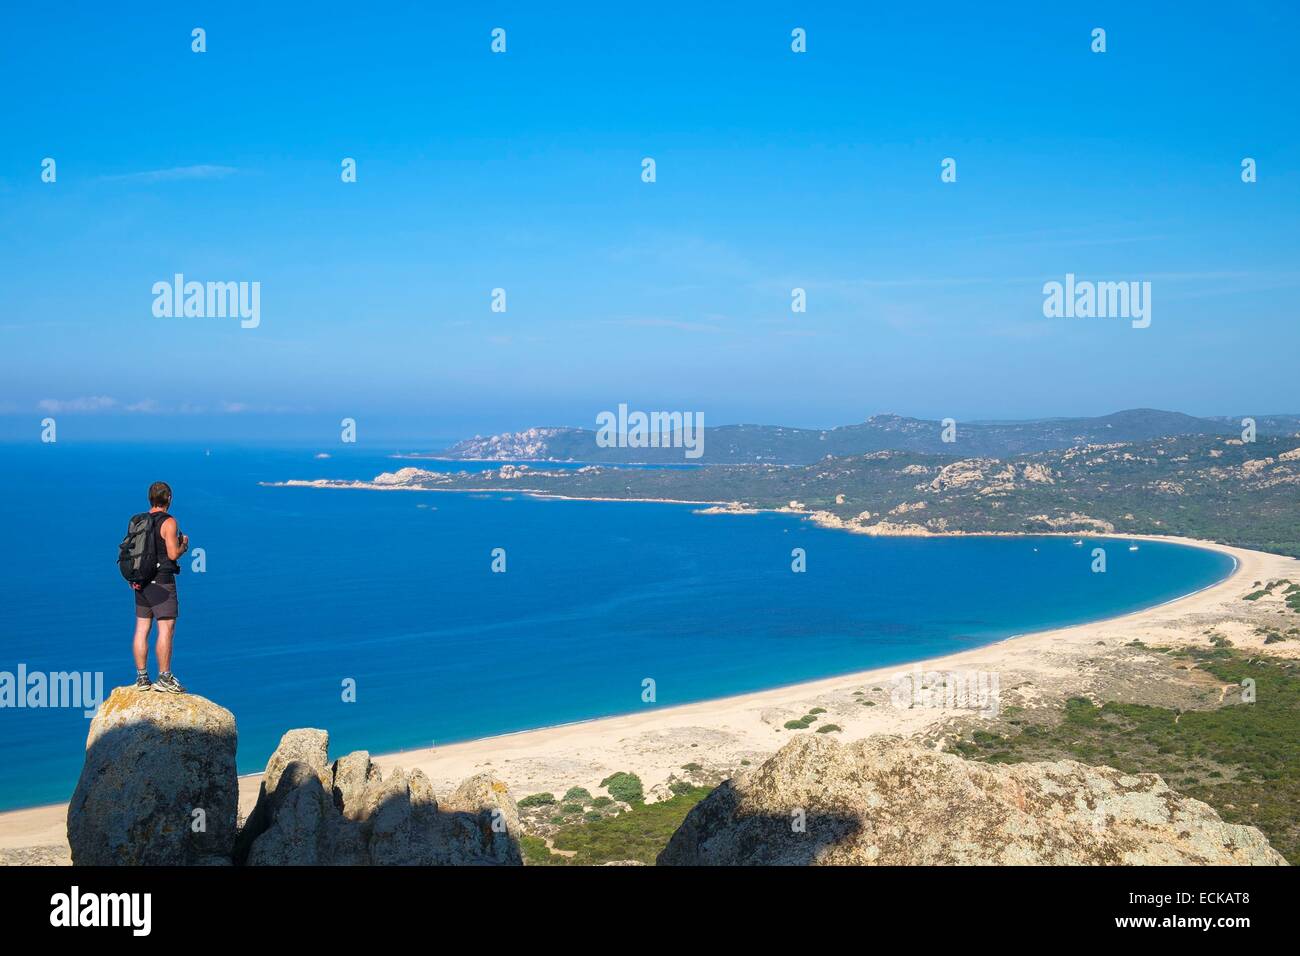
top-left (135, 579), bottom-right (178, 620)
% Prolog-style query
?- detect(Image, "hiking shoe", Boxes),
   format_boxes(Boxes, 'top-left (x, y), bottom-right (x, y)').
top-left (134, 674), bottom-right (152, 691)
top-left (152, 672), bottom-right (186, 694)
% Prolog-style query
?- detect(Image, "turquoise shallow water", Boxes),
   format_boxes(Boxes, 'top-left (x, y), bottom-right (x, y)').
top-left (0, 443), bottom-right (1235, 810)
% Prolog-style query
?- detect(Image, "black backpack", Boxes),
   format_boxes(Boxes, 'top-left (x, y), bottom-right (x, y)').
top-left (118, 512), bottom-right (167, 586)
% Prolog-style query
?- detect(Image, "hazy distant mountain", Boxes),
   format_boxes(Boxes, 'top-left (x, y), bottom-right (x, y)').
top-left (428, 409), bottom-right (1300, 465)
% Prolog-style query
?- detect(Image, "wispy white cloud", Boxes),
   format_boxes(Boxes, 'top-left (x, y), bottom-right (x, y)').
top-left (37, 396), bottom-right (120, 413)
top-left (775, 270), bottom-right (1299, 297)
top-left (607, 317), bottom-right (727, 334)
top-left (101, 165), bottom-right (238, 184)
top-left (34, 397), bottom-right (278, 415)
top-left (609, 234), bottom-right (757, 281)
top-left (939, 228), bottom-right (1167, 248)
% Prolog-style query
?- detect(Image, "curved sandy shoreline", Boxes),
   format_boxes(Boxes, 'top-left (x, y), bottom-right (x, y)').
top-left (4, 532), bottom-right (1295, 859)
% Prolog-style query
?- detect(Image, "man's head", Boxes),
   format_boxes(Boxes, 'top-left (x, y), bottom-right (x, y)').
top-left (148, 481), bottom-right (172, 509)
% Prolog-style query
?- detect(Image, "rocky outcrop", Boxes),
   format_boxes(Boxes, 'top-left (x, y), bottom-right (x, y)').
top-left (439, 773), bottom-right (524, 865)
top-left (66, 691), bottom-right (521, 866)
top-left (237, 732), bottom-right (522, 866)
top-left (67, 687), bottom-right (238, 865)
top-left (658, 735), bottom-right (1285, 866)
top-left (331, 748), bottom-right (382, 821)
top-left (231, 728), bottom-right (331, 863)
top-left (442, 426), bottom-right (567, 460)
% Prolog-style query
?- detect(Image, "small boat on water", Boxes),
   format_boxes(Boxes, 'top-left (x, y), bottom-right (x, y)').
top-left (1072, 539), bottom-right (1084, 546)
top-left (1129, 544), bottom-right (1140, 551)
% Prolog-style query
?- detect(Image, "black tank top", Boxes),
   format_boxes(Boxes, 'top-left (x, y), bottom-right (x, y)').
top-left (151, 511), bottom-right (180, 581)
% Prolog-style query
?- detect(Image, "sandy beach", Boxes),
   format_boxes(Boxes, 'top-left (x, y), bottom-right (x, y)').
top-left (3, 533), bottom-right (1297, 864)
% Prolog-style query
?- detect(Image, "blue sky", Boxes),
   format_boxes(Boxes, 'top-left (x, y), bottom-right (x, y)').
top-left (1, 1), bottom-right (1297, 442)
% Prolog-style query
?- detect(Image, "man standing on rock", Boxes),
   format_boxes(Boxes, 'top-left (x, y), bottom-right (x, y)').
top-left (129, 481), bottom-right (188, 693)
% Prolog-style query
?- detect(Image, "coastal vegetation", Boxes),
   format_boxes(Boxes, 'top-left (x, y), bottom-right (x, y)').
top-left (520, 652), bottom-right (1300, 865)
top-left (781, 709), bottom-right (839, 732)
top-left (521, 786), bottom-right (713, 865)
top-left (949, 647), bottom-right (1300, 863)
top-left (367, 432), bottom-right (1300, 557)
top-left (599, 771), bottom-right (644, 805)
top-left (1243, 578), bottom-right (1300, 610)
top-left (517, 791), bottom-right (555, 808)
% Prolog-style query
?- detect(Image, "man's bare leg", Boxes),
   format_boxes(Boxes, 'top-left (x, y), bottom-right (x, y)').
top-left (156, 618), bottom-right (176, 674)
top-left (133, 617), bottom-right (153, 671)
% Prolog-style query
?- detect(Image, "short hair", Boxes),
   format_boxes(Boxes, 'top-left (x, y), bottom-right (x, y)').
top-left (148, 481), bottom-right (172, 508)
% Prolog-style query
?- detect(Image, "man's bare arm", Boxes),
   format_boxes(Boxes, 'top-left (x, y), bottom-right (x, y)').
top-left (161, 517), bottom-right (188, 561)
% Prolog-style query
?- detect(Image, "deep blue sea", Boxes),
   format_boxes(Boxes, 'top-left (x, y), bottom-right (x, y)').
top-left (0, 443), bottom-right (1235, 810)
